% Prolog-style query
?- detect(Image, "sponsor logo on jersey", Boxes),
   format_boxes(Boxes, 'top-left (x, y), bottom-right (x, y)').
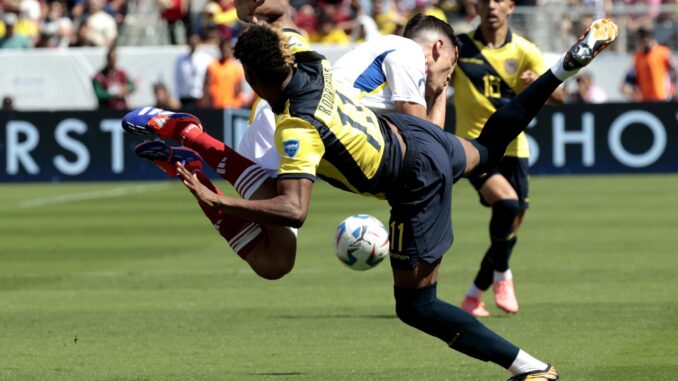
top-left (283, 140), bottom-right (300, 157)
top-left (504, 59), bottom-right (519, 75)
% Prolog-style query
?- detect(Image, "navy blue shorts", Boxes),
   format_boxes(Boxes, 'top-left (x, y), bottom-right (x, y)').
top-left (468, 156), bottom-right (530, 209)
top-left (382, 113), bottom-right (467, 270)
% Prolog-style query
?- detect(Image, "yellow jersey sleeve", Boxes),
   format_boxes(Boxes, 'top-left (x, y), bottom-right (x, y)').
top-left (274, 115), bottom-right (325, 179)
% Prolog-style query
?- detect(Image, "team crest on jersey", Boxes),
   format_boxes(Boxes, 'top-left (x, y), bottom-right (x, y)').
top-left (504, 59), bottom-right (519, 75)
top-left (283, 140), bottom-right (300, 157)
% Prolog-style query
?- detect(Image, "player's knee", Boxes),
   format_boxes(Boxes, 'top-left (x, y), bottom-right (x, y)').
top-left (394, 288), bottom-right (434, 329)
top-left (247, 251), bottom-right (295, 280)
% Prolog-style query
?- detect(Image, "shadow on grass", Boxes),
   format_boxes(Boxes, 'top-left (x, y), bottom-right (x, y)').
top-left (253, 372), bottom-right (305, 377)
top-left (276, 314), bottom-right (395, 320)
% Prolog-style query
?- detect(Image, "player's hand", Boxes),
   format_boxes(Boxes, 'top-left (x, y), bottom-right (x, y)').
top-left (176, 162), bottom-right (217, 208)
top-left (235, 0), bottom-right (265, 23)
top-left (520, 70), bottom-right (539, 86)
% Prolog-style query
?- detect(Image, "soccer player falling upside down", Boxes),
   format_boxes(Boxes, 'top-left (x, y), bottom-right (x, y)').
top-left (122, 2), bottom-right (618, 378)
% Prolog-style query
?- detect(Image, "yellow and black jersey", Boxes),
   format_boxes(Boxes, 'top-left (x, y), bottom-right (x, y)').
top-left (271, 41), bottom-right (402, 199)
top-left (453, 28), bottom-right (547, 158)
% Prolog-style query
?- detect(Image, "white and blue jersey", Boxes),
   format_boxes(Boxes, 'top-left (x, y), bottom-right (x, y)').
top-left (332, 35), bottom-right (427, 111)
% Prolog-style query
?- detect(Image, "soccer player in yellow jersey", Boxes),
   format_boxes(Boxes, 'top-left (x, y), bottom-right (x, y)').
top-left (122, 1), bottom-right (618, 377)
top-left (453, 0), bottom-right (565, 317)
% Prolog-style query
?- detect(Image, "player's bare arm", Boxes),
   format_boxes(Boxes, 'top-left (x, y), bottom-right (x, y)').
top-left (177, 162), bottom-right (312, 228)
top-left (393, 101), bottom-right (428, 122)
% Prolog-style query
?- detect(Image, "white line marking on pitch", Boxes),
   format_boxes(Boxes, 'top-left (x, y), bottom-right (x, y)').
top-left (19, 184), bottom-right (170, 208)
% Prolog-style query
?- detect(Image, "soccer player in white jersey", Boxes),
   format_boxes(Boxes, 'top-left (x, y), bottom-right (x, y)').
top-left (238, 13), bottom-right (457, 173)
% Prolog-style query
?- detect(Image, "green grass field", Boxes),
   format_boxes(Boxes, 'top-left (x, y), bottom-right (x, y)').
top-left (1, 175), bottom-right (677, 380)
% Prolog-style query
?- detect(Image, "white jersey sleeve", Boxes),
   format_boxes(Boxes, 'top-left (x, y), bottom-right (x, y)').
top-left (332, 35), bottom-right (426, 111)
top-left (382, 40), bottom-right (427, 107)
top-left (237, 99), bottom-right (281, 175)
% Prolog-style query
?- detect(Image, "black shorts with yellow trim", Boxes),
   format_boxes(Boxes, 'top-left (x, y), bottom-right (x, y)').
top-left (382, 113), bottom-right (467, 270)
top-left (467, 156), bottom-right (530, 209)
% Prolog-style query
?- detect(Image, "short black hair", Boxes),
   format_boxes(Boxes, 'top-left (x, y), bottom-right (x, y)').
top-left (638, 27), bottom-right (654, 39)
top-left (234, 24), bottom-right (294, 84)
top-left (403, 13), bottom-right (459, 48)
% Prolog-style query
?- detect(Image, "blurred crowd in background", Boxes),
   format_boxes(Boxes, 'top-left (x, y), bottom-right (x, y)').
top-left (0, 0), bottom-right (676, 109)
top-left (1, 0), bottom-right (677, 50)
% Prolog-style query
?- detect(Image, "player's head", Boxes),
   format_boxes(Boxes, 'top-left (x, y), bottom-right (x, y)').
top-left (475, 0), bottom-right (515, 31)
top-left (637, 27), bottom-right (656, 52)
top-left (234, 24), bottom-right (295, 103)
top-left (403, 14), bottom-right (459, 96)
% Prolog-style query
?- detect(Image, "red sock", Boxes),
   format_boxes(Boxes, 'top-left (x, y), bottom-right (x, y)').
top-left (182, 131), bottom-right (270, 199)
top-left (193, 171), bottom-right (262, 259)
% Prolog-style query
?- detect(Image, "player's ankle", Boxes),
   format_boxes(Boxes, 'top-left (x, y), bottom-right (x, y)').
top-left (550, 54), bottom-right (577, 82)
top-left (179, 123), bottom-right (204, 145)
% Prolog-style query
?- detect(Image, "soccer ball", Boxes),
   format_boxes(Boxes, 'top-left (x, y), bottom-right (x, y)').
top-left (334, 214), bottom-right (390, 271)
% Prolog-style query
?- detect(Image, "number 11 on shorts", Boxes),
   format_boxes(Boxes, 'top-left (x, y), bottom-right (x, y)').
top-left (389, 221), bottom-right (404, 252)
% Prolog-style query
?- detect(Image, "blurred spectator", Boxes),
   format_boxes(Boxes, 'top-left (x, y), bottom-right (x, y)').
top-left (104, 0), bottom-right (128, 26)
top-left (293, 3), bottom-right (318, 38)
top-left (92, 47), bottom-right (136, 109)
top-left (174, 34), bottom-right (215, 108)
top-left (153, 82), bottom-right (181, 110)
top-left (0, 13), bottom-right (33, 49)
top-left (414, 0), bottom-right (447, 22)
top-left (2, 96), bottom-right (15, 111)
top-left (17, 0), bottom-right (41, 46)
top-left (69, 22), bottom-right (96, 47)
top-left (620, 68), bottom-right (639, 100)
top-left (621, 27), bottom-right (677, 101)
top-left (158, 0), bottom-right (189, 45)
top-left (374, 0), bottom-right (407, 35)
top-left (203, 39), bottom-right (245, 109)
top-left (201, 2), bottom-right (236, 45)
top-left (311, 12), bottom-right (350, 44)
top-left (624, 0), bottom-right (661, 37)
top-left (84, 0), bottom-right (118, 47)
top-left (348, 0), bottom-right (380, 41)
top-left (40, 1), bottom-right (74, 48)
top-left (567, 72), bottom-right (608, 103)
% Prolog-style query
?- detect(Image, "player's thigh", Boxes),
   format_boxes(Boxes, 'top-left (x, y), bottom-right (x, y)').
top-left (478, 174), bottom-right (519, 205)
top-left (246, 226), bottom-right (297, 278)
top-left (392, 259), bottom-right (441, 288)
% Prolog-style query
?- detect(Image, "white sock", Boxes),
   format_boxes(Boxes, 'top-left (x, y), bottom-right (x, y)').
top-left (465, 283), bottom-right (485, 298)
top-left (494, 269), bottom-right (513, 283)
top-left (508, 350), bottom-right (549, 375)
top-left (550, 53), bottom-right (580, 82)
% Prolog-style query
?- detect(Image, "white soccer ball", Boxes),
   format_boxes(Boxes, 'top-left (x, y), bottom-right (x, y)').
top-left (334, 214), bottom-right (390, 271)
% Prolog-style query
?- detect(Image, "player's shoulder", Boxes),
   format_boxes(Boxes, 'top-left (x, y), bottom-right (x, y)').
top-left (510, 32), bottom-right (544, 56)
top-left (281, 27), bottom-right (311, 54)
top-left (378, 35), bottom-right (425, 65)
top-left (383, 34), bottom-right (421, 48)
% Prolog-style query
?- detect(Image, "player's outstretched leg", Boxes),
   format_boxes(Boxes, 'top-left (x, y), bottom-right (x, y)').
top-left (470, 18), bottom-right (618, 174)
top-left (123, 107), bottom-right (271, 200)
top-left (132, 140), bottom-right (296, 280)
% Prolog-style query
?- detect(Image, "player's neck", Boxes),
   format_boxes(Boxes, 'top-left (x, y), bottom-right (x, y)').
top-left (261, 69), bottom-right (294, 107)
top-left (480, 25), bottom-right (509, 49)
